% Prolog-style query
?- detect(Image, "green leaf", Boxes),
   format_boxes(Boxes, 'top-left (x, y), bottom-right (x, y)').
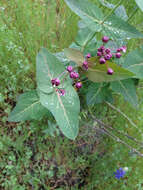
top-left (64, 0), bottom-right (143, 39)
top-left (135, 0), bottom-right (143, 11)
top-left (37, 48), bottom-right (80, 140)
top-left (8, 90), bottom-right (48, 122)
top-left (86, 83), bottom-right (113, 105)
top-left (110, 79), bottom-right (138, 107)
top-left (99, 0), bottom-right (115, 9)
top-left (64, 48), bottom-right (84, 66)
top-left (114, 5), bottom-right (128, 21)
top-left (75, 28), bottom-right (95, 48)
top-left (86, 57), bottom-right (134, 83)
top-left (123, 46), bottom-right (143, 79)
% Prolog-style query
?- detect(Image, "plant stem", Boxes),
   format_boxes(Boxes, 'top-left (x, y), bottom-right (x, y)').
top-left (95, 125), bottom-right (143, 157)
top-left (94, 118), bottom-right (143, 147)
top-left (105, 101), bottom-right (141, 133)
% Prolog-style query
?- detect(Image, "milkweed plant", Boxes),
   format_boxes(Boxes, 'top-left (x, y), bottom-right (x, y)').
top-left (8, 0), bottom-right (143, 158)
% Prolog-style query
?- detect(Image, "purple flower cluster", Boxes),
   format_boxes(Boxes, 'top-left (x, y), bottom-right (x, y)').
top-left (51, 78), bottom-right (60, 86)
top-left (82, 53), bottom-right (91, 70)
top-left (51, 64), bottom-right (82, 95)
top-left (51, 37), bottom-right (127, 94)
top-left (67, 66), bottom-right (82, 89)
top-left (51, 78), bottom-right (65, 96)
top-left (85, 36), bottom-right (127, 75)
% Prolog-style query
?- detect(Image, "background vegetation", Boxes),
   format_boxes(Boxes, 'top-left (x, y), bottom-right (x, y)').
top-left (0, 0), bottom-right (143, 189)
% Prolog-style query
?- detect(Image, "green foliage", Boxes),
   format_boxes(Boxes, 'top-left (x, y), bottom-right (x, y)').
top-left (135, 0), bottom-right (143, 11)
top-left (64, 48), bottom-right (84, 66)
top-left (87, 58), bottom-right (134, 83)
top-left (123, 46), bottom-right (143, 79)
top-left (2, 0), bottom-right (143, 189)
top-left (86, 83), bottom-right (113, 105)
top-left (111, 79), bottom-right (138, 107)
top-left (75, 28), bottom-right (95, 48)
top-left (8, 90), bottom-right (49, 122)
top-left (8, 0), bottom-right (143, 141)
top-left (37, 49), bottom-right (80, 139)
top-left (64, 0), bottom-right (143, 39)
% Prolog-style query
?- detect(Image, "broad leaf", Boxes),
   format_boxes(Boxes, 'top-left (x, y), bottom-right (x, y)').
top-left (86, 83), bottom-right (113, 105)
top-left (99, 0), bottom-right (115, 9)
top-left (86, 57), bottom-right (134, 83)
top-left (37, 48), bottom-right (80, 140)
top-left (64, 48), bottom-right (84, 66)
top-left (123, 46), bottom-right (143, 79)
top-left (8, 90), bottom-right (48, 122)
top-left (64, 0), bottom-right (104, 32)
top-left (110, 79), bottom-right (138, 107)
top-left (114, 5), bottom-right (128, 21)
top-left (64, 0), bottom-right (143, 39)
top-left (54, 52), bottom-right (69, 66)
top-left (75, 28), bottom-right (95, 48)
top-left (135, 0), bottom-right (143, 11)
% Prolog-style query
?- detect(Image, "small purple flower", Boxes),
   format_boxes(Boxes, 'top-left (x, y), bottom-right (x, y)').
top-left (51, 79), bottom-right (56, 86)
top-left (99, 57), bottom-right (106, 64)
top-left (55, 78), bottom-right (60, 86)
top-left (107, 68), bottom-right (114, 75)
top-left (74, 72), bottom-right (79, 79)
top-left (117, 48), bottom-right (122, 52)
top-left (70, 72), bottom-right (75, 79)
top-left (98, 46), bottom-right (105, 52)
top-left (86, 53), bottom-right (91, 58)
top-left (97, 51), bottom-right (102, 57)
top-left (70, 72), bottom-right (79, 79)
top-left (116, 52), bottom-right (122, 58)
top-left (67, 65), bottom-right (73, 73)
top-left (104, 54), bottom-right (111, 60)
top-left (102, 36), bottom-right (109, 43)
top-left (51, 78), bottom-right (60, 86)
top-left (114, 168), bottom-right (126, 179)
top-left (82, 61), bottom-right (88, 70)
top-left (105, 48), bottom-right (111, 54)
top-left (83, 61), bottom-right (88, 66)
top-left (75, 82), bottom-right (82, 89)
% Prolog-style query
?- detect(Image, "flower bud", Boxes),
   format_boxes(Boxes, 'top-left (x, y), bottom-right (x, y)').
top-left (107, 68), bottom-right (114, 75)
top-left (67, 65), bottom-right (73, 73)
top-left (75, 82), bottom-right (82, 89)
top-left (86, 53), bottom-right (91, 58)
top-left (99, 57), bottom-right (106, 64)
top-left (55, 78), bottom-right (60, 86)
top-left (102, 36), bottom-right (109, 43)
top-left (116, 52), bottom-right (122, 58)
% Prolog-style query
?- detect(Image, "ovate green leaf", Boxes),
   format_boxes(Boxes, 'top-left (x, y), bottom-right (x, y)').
top-left (8, 90), bottom-right (48, 122)
top-left (111, 79), bottom-right (138, 107)
top-left (64, 0), bottom-right (143, 39)
top-left (86, 83), bottom-right (113, 105)
top-left (86, 57), bottom-right (134, 83)
top-left (75, 28), bottom-right (95, 48)
top-left (64, 48), bottom-right (84, 66)
top-left (114, 5), bottom-right (128, 21)
top-left (37, 48), bottom-right (80, 140)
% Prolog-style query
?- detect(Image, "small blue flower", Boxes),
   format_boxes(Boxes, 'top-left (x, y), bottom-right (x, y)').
top-left (114, 168), bottom-right (126, 179)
